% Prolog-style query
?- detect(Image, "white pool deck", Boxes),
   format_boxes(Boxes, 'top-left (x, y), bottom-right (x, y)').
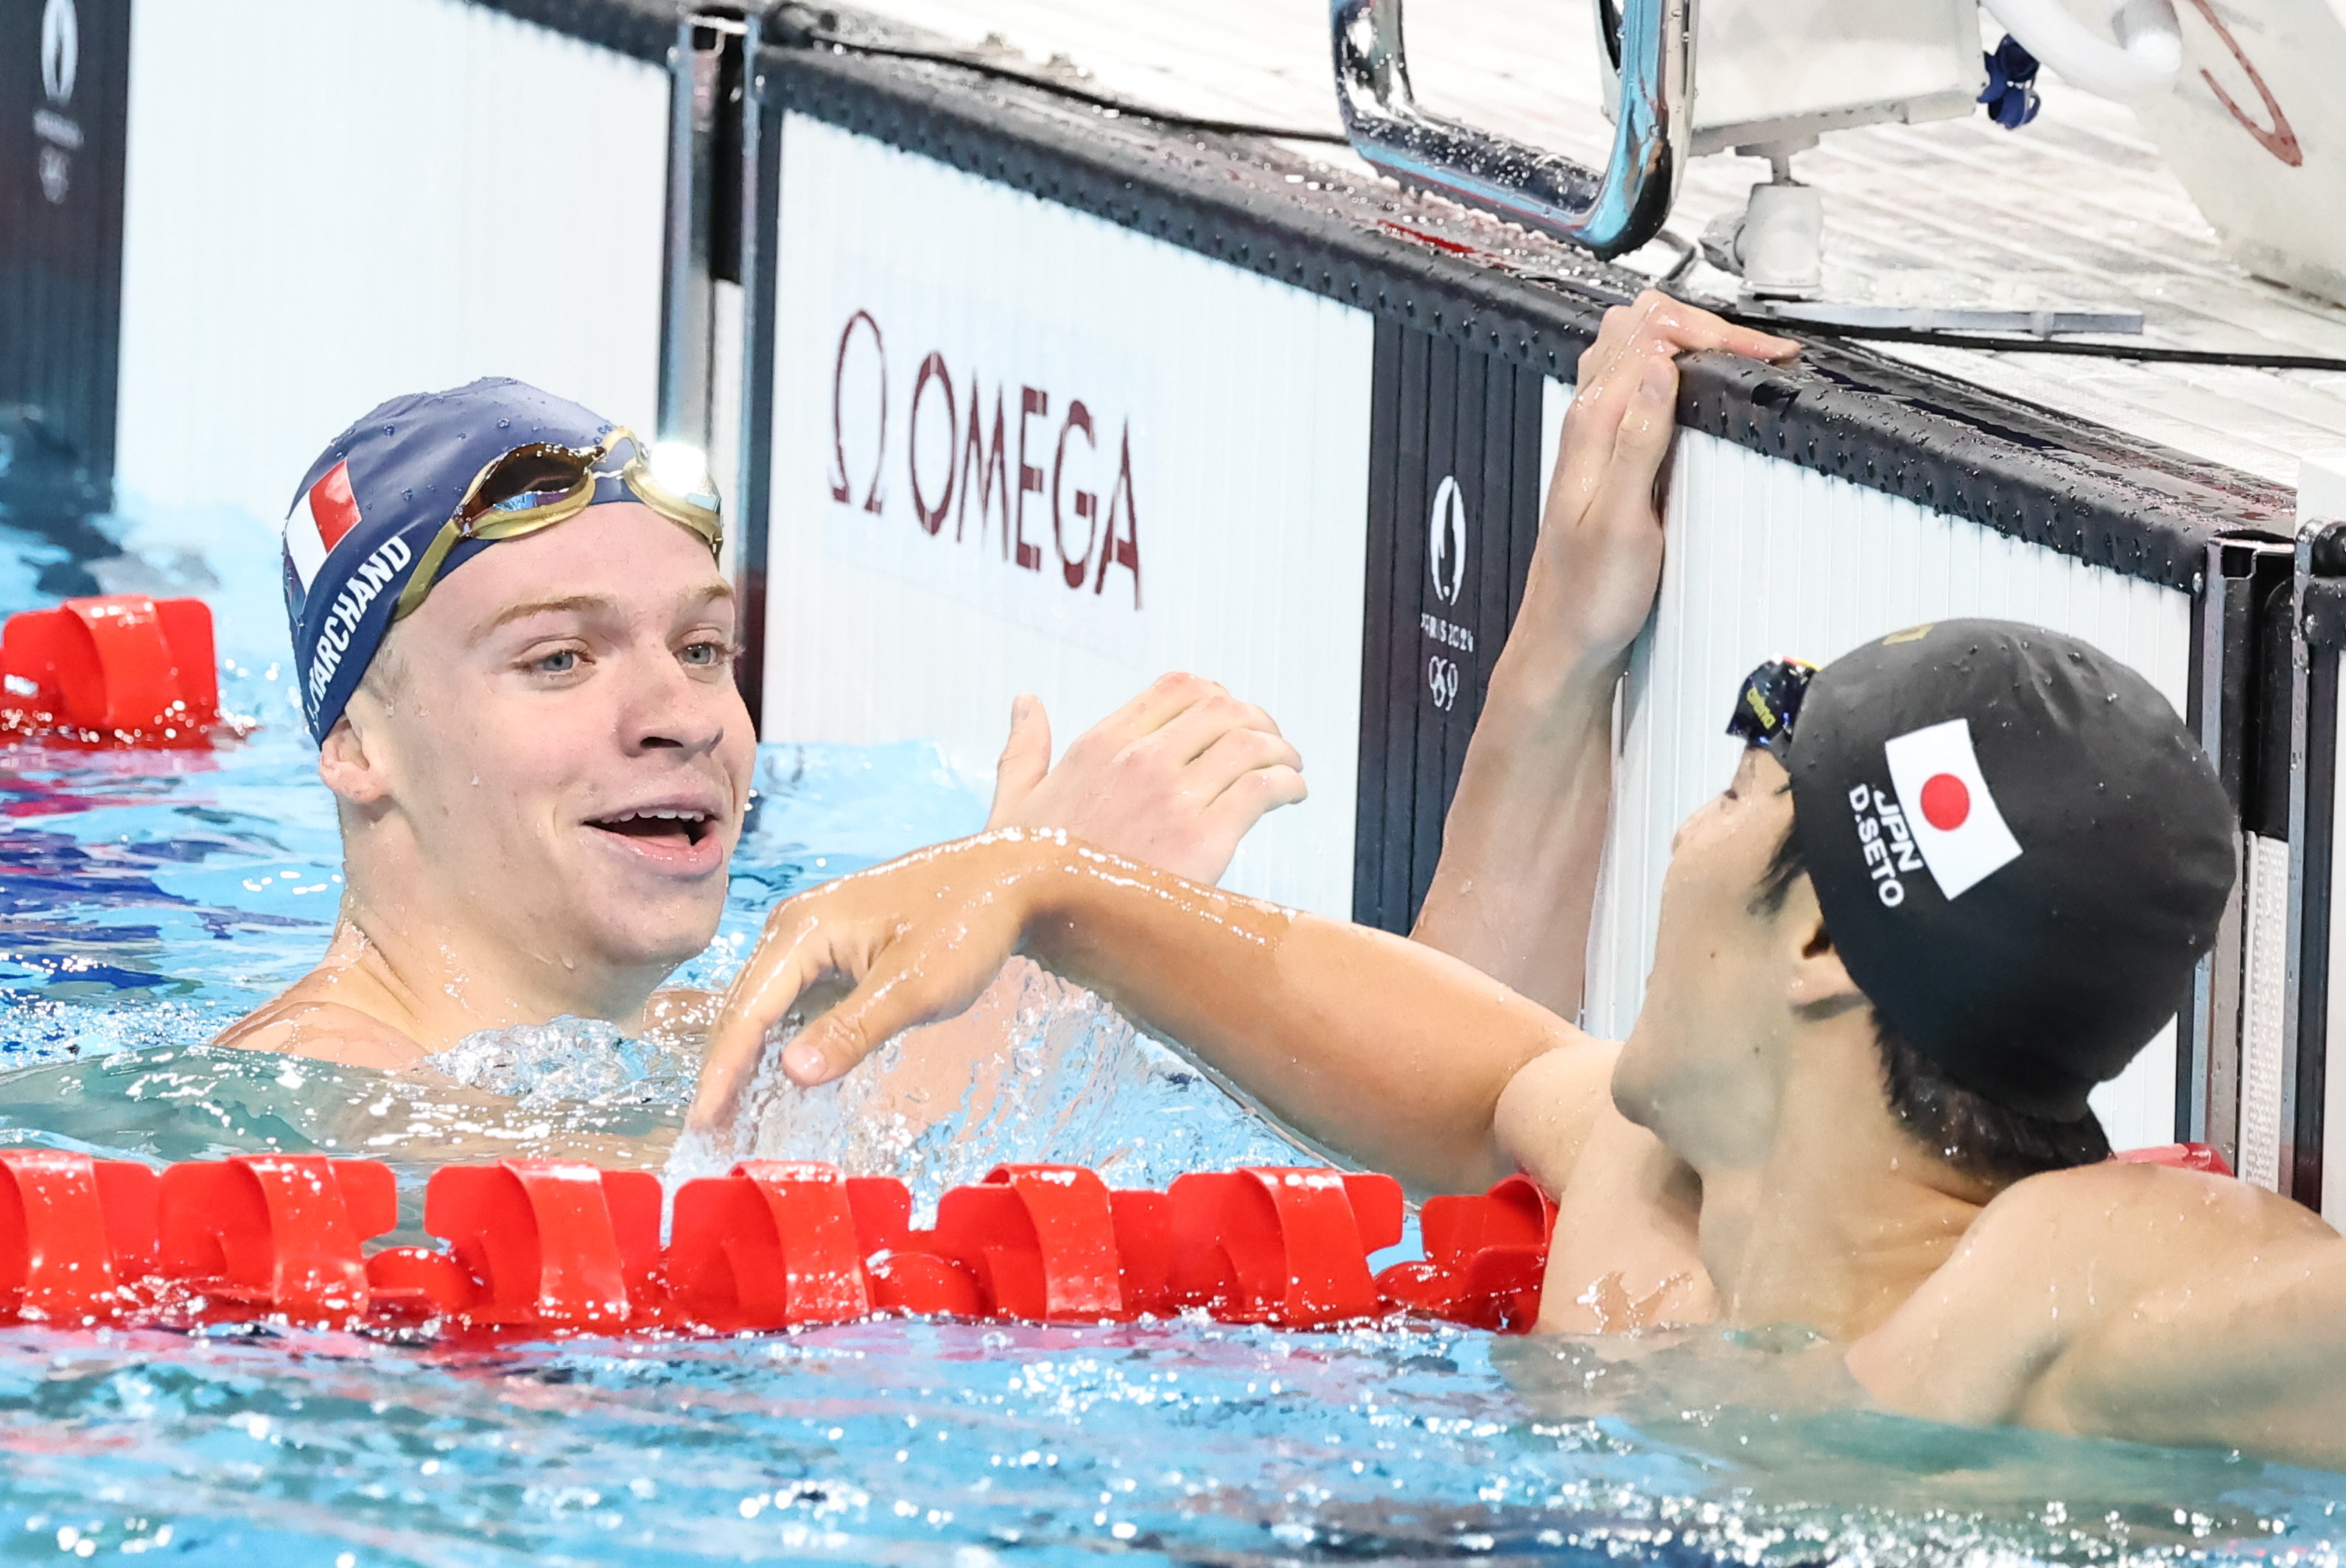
top-left (852, 0), bottom-right (2346, 493)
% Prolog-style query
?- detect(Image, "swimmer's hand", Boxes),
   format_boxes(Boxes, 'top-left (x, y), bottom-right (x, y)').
top-left (984, 673), bottom-right (1306, 886)
top-left (1527, 290), bottom-right (1799, 672)
top-left (1412, 292), bottom-right (1796, 1015)
top-left (690, 833), bottom-right (1054, 1131)
top-left (694, 830), bottom-right (1583, 1193)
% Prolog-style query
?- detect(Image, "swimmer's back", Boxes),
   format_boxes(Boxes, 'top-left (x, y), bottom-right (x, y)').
top-left (1850, 1160), bottom-right (2346, 1466)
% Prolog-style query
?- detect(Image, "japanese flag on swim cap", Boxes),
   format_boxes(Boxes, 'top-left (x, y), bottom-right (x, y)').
top-left (281, 378), bottom-right (632, 743)
top-left (1785, 620), bottom-right (2234, 1121)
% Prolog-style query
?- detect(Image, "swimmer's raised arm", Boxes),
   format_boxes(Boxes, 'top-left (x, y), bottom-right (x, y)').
top-left (690, 832), bottom-right (1588, 1196)
top-left (1415, 293), bottom-right (1796, 1015)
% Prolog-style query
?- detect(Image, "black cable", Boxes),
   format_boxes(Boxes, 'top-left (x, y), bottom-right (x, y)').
top-left (791, 28), bottom-right (1354, 145)
top-left (1712, 308), bottom-right (2346, 374)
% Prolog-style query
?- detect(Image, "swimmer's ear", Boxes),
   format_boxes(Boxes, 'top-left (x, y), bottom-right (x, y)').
top-left (1779, 875), bottom-right (1866, 1020)
top-left (317, 713), bottom-right (391, 807)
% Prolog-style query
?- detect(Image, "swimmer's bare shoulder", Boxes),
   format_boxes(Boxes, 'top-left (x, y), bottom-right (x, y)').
top-left (213, 982), bottom-right (428, 1069)
top-left (1850, 1160), bottom-right (2346, 1467)
top-left (1496, 1040), bottom-right (1717, 1332)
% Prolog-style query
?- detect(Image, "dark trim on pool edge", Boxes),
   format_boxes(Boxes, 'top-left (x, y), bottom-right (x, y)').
top-left (758, 23), bottom-right (2294, 594)
top-left (469, 0), bottom-right (679, 64)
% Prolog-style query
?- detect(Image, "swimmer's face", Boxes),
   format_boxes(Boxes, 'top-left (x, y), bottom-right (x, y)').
top-left (337, 502), bottom-right (753, 983)
top-left (1612, 745), bottom-right (1802, 1170)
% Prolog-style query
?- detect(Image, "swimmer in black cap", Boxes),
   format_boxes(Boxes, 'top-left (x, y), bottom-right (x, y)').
top-left (690, 293), bottom-right (2346, 1468)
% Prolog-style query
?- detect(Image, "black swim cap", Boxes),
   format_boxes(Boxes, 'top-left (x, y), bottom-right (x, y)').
top-left (1785, 620), bottom-right (2234, 1121)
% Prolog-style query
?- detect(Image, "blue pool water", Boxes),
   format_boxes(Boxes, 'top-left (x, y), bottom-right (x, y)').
top-left (3, 504), bottom-right (2345, 1566)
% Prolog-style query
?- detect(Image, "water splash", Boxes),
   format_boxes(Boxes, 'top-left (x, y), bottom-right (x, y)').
top-left (434, 1016), bottom-right (699, 1112)
top-left (668, 959), bottom-right (1314, 1216)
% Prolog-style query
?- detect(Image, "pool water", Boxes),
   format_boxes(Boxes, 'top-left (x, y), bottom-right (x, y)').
top-left (3, 503), bottom-right (2345, 1567)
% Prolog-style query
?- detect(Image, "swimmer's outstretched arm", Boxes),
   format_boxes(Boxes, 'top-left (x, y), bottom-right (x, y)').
top-left (1413, 293), bottom-right (1796, 1016)
top-left (690, 832), bottom-right (1596, 1197)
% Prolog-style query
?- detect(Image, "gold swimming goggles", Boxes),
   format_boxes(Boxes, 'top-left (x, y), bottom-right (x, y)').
top-left (390, 426), bottom-right (724, 621)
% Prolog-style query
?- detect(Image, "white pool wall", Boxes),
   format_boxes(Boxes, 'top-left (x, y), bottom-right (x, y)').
top-left (114, 0), bottom-right (668, 528)
top-left (761, 116), bottom-right (1373, 918)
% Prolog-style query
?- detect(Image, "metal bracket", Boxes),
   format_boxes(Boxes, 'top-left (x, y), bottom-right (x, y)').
top-left (2280, 519), bottom-right (2346, 1211)
top-left (1329, 0), bottom-right (1687, 260)
top-left (2185, 532), bottom-right (2294, 1170)
top-left (659, 13), bottom-right (749, 453)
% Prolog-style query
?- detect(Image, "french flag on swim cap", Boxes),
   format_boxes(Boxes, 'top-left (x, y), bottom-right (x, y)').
top-left (1883, 717), bottom-right (2023, 900)
top-left (284, 461), bottom-right (363, 592)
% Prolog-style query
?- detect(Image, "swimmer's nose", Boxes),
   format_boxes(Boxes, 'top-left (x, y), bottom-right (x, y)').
top-left (620, 652), bottom-right (731, 758)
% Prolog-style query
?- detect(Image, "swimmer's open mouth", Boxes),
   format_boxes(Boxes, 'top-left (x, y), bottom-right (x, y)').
top-left (587, 808), bottom-right (716, 847)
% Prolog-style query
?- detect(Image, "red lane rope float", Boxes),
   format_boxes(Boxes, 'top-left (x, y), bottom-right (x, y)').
top-left (0, 1152), bottom-right (1557, 1336)
top-left (0, 595), bottom-right (221, 747)
top-left (0, 1143), bottom-right (2233, 1336)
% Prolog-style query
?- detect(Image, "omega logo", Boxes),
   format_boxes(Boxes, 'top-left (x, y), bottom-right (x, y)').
top-left (41, 0), bottom-right (77, 104)
top-left (1428, 475), bottom-right (1466, 606)
top-left (827, 308), bottom-right (1143, 606)
top-left (33, 0), bottom-right (82, 205)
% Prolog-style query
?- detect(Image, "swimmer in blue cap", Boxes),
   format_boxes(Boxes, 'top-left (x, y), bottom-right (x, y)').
top-left (690, 295), bottom-right (2345, 1469)
top-left (217, 378), bottom-right (1306, 1063)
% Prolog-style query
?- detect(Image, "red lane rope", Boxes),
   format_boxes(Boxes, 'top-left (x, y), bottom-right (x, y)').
top-left (0, 1152), bottom-right (1557, 1337)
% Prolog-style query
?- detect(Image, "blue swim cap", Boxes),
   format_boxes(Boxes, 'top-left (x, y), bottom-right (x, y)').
top-left (280, 379), bottom-right (633, 742)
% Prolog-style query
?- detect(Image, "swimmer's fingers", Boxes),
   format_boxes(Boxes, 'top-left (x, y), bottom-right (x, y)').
top-left (1134, 689), bottom-right (1289, 772)
top-left (1523, 343), bottom-right (1681, 662)
top-left (1574, 290), bottom-right (1796, 385)
top-left (769, 932), bottom-right (988, 1088)
top-left (985, 693), bottom-right (1054, 830)
top-left (1133, 728), bottom-right (1306, 884)
top-left (690, 908), bottom-right (839, 1127)
top-left (1198, 759), bottom-right (1308, 849)
top-left (1631, 293), bottom-right (1799, 362)
top-left (1188, 722), bottom-right (1306, 806)
top-left (1068, 671), bottom-right (1223, 755)
top-left (1558, 293), bottom-right (1796, 512)
top-left (1606, 352), bottom-right (1682, 494)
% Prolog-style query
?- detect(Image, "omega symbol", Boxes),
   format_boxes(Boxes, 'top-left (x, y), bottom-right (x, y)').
top-left (41, 0), bottom-right (78, 105)
top-left (1428, 475), bottom-right (1466, 607)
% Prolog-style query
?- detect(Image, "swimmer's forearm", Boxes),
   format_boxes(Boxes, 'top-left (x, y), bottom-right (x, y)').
top-left (1022, 848), bottom-right (1580, 1195)
top-left (1412, 651), bottom-right (1620, 1018)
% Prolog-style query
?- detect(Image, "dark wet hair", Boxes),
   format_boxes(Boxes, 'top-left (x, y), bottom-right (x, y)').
top-left (1752, 821), bottom-right (2111, 1187)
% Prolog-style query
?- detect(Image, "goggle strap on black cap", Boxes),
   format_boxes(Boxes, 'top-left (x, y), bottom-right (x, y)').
top-left (1726, 657), bottom-right (1818, 758)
